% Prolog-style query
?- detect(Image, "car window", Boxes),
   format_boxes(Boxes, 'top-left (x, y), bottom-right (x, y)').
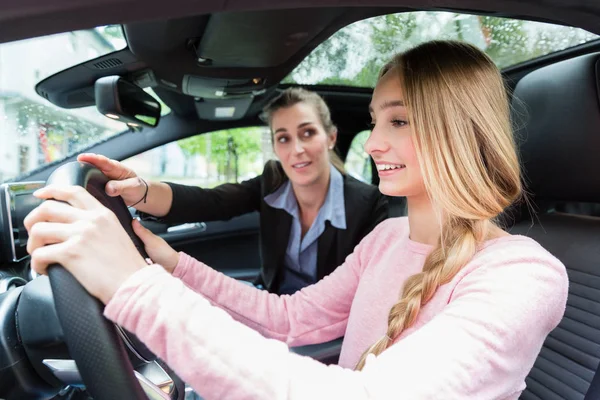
top-left (0, 25), bottom-right (134, 183)
top-left (284, 11), bottom-right (599, 87)
top-left (121, 127), bottom-right (276, 187)
top-left (345, 130), bottom-right (372, 183)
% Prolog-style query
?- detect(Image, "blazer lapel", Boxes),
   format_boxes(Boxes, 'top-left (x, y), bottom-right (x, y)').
top-left (316, 221), bottom-right (337, 279)
top-left (267, 209), bottom-right (292, 289)
top-left (273, 210), bottom-right (292, 260)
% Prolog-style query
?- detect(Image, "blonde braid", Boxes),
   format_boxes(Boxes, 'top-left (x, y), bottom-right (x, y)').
top-left (355, 218), bottom-right (488, 370)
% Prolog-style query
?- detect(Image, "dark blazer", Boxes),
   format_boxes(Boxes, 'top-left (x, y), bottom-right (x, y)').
top-left (151, 161), bottom-right (389, 293)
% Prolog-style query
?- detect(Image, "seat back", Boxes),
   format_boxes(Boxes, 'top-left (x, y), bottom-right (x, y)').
top-left (387, 195), bottom-right (407, 217)
top-left (514, 215), bottom-right (600, 399)
top-left (511, 53), bottom-right (600, 399)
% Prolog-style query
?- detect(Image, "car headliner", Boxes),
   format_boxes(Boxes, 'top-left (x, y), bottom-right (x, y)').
top-left (3, 0), bottom-right (600, 45)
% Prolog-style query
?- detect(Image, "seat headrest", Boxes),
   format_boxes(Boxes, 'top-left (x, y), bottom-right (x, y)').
top-left (512, 53), bottom-right (600, 203)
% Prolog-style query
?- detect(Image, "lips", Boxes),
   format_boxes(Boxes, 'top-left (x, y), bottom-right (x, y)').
top-left (292, 161), bottom-right (311, 169)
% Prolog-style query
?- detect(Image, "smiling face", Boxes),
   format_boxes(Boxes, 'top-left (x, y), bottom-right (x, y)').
top-left (271, 102), bottom-right (336, 187)
top-left (364, 66), bottom-right (426, 198)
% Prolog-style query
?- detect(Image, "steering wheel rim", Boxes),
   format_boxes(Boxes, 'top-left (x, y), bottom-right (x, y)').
top-left (45, 161), bottom-right (148, 400)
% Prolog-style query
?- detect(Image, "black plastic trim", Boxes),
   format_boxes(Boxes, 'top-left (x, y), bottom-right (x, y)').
top-left (1, 286), bottom-right (59, 399)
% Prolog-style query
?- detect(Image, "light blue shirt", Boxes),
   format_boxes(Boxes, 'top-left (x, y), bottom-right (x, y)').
top-left (264, 164), bottom-right (346, 294)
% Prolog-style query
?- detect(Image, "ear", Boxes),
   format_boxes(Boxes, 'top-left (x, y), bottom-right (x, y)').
top-left (328, 129), bottom-right (338, 150)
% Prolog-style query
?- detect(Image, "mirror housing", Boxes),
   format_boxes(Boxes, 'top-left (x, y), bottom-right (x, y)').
top-left (95, 76), bottom-right (161, 128)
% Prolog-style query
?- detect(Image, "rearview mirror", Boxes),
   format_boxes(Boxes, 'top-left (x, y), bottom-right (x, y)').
top-left (95, 76), bottom-right (161, 128)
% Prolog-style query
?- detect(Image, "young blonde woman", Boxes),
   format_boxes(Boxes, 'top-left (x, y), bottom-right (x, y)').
top-left (25, 40), bottom-right (568, 399)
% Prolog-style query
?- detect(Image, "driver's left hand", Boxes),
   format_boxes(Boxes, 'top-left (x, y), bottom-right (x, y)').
top-left (24, 184), bottom-right (148, 304)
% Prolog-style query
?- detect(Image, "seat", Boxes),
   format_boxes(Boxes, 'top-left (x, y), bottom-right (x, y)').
top-left (555, 203), bottom-right (600, 217)
top-left (509, 53), bottom-right (600, 399)
top-left (386, 195), bottom-right (408, 217)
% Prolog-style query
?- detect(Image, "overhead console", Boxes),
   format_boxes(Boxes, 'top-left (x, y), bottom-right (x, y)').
top-left (0, 182), bottom-right (45, 263)
top-left (182, 75), bottom-right (266, 99)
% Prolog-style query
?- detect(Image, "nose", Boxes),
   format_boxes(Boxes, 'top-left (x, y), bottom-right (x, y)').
top-left (292, 138), bottom-right (305, 154)
top-left (364, 124), bottom-right (388, 156)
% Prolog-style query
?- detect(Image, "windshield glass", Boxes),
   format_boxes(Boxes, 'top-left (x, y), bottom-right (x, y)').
top-left (284, 11), bottom-right (599, 86)
top-left (0, 26), bottom-right (130, 183)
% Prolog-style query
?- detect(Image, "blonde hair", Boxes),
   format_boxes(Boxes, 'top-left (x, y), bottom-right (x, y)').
top-left (261, 87), bottom-right (346, 175)
top-left (355, 41), bottom-right (522, 370)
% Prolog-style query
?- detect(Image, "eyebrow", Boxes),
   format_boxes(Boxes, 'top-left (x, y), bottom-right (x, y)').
top-left (368, 100), bottom-right (405, 113)
top-left (274, 121), bottom-right (314, 134)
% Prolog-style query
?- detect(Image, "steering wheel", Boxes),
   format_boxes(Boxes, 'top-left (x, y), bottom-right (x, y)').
top-left (44, 161), bottom-right (164, 400)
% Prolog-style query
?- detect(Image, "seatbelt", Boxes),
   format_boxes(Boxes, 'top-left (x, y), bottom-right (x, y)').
top-left (584, 361), bottom-right (600, 400)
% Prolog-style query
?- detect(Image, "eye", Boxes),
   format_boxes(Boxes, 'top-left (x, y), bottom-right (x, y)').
top-left (276, 136), bottom-right (288, 144)
top-left (391, 119), bottom-right (408, 128)
top-left (301, 129), bottom-right (316, 137)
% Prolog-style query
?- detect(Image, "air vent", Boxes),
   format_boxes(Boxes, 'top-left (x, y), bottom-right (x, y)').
top-left (93, 58), bottom-right (123, 70)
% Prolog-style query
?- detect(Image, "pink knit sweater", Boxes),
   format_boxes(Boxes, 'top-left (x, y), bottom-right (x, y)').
top-left (104, 217), bottom-right (568, 399)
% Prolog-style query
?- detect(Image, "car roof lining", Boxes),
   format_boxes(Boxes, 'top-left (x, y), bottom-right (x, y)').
top-left (3, 0), bottom-right (600, 45)
top-left (0, 0), bottom-right (600, 43)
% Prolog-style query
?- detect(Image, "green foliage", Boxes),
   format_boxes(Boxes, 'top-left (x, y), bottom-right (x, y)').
top-left (345, 130), bottom-right (372, 182)
top-left (479, 16), bottom-right (528, 67)
top-left (178, 127), bottom-right (266, 182)
top-left (284, 11), bottom-right (599, 87)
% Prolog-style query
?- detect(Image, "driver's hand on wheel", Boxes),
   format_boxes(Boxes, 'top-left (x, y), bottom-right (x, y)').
top-left (77, 153), bottom-right (147, 207)
top-left (24, 184), bottom-right (148, 304)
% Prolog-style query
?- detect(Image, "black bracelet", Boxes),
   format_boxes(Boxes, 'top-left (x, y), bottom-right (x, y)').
top-left (128, 177), bottom-right (149, 208)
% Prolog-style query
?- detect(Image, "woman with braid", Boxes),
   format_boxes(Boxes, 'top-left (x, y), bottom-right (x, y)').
top-left (26, 41), bottom-right (568, 399)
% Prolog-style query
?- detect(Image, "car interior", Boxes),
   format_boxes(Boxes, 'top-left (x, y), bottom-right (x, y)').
top-left (1, 0), bottom-right (600, 399)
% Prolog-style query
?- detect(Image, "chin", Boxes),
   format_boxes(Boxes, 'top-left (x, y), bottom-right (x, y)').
top-left (292, 175), bottom-right (319, 187)
top-left (378, 182), bottom-right (408, 197)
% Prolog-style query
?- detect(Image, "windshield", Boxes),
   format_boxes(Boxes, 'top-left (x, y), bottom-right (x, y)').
top-left (284, 11), bottom-right (599, 86)
top-left (0, 26), bottom-right (129, 183)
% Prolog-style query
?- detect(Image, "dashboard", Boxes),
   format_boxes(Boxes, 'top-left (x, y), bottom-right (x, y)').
top-left (0, 181), bottom-right (45, 292)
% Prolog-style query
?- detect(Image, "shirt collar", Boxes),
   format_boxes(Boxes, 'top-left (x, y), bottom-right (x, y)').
top-left (264, 164), bottom-right (346, 229)
top-left (264, 176), bottom-right (299, 218)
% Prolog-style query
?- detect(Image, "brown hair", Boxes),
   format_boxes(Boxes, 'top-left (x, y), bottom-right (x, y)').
top-left (261, 88), bottom-right (346, 186)
top-left (355, 41), bottom-right (522, 370)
